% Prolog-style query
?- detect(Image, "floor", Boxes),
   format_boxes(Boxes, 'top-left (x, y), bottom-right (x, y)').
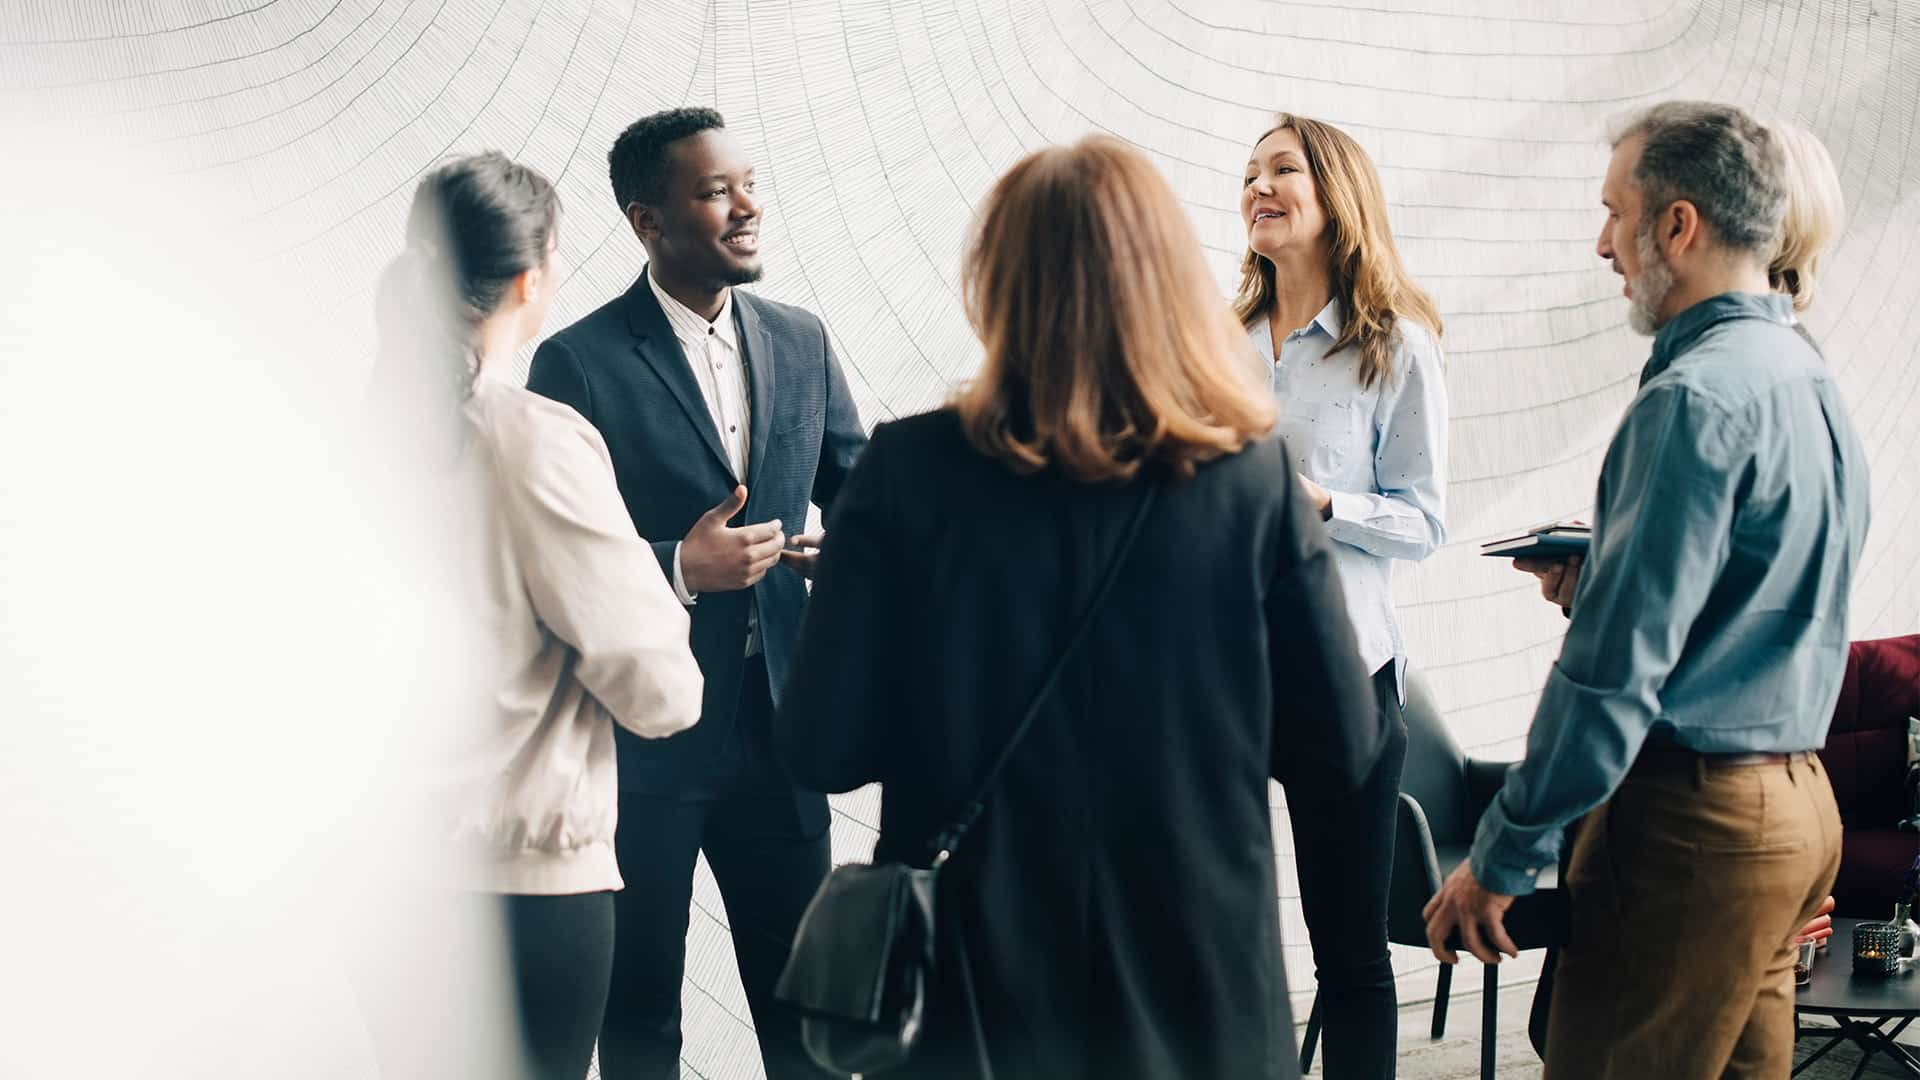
top-left (1358, 982), bottom-right (1917, 1079)
top-left (590, 979), bottom-right (1920, 1078)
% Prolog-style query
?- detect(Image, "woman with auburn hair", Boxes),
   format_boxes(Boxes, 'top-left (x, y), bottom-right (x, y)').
top-left (777, 135), bottom-right (1383, 1079)
top-left (1238, 112), bottom-right (1448, 1078)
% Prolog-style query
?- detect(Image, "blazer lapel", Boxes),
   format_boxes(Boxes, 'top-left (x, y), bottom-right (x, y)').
top-left (737, 292), bottom-right (777, 487)
top-left (627, 267), bottom-right (733, 479)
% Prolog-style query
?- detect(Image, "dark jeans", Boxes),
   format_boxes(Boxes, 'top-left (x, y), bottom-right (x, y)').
top-left (598, 656), bottom-right (834, 1080)
top-left (1288, 663), bottom-right (1408, 1080)
top-left (502, 890), bottom-right (616, 1080)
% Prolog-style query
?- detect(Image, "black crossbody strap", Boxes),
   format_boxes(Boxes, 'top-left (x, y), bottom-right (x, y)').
top-left (928, 483), bottom-right (1159, 866)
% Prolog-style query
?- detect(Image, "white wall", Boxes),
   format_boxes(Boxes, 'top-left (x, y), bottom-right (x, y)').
top-left (6, 1), bottom-right (1916, 1074)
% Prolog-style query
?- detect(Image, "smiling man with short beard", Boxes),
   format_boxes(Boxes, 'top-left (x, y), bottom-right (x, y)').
top-left (527, 107), bottom-right (864, 1080)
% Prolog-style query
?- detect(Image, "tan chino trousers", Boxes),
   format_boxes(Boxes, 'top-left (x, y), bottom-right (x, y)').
top-left (1544, 752), bottom-right (1842, 1079)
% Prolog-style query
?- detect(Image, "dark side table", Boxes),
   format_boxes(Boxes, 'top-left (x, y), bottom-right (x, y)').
top-left (1796, 917), bottom-right (1920, 1076)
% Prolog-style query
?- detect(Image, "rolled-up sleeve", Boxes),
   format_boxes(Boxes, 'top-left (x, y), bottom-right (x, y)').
top-left (1468, 384), bottom-right (1743, 896)
top-left (1323, 329), bottom-right (1448, 561)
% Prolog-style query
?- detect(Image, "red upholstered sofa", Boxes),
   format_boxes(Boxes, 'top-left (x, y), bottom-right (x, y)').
top-left (1817, 635), bottom-right (1920, 918)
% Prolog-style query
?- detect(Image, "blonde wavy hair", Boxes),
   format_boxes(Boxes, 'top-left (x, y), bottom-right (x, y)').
top-left (953, 135), bottom-right (1275, 483)
top-left (1769, 121), bottom-right (1845, 312)
top-left (1232, 114), bottom-right (1441, 390)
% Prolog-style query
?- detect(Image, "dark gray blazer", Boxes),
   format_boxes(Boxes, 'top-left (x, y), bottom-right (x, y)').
top-left (527, 268), bottom-right (866, 801)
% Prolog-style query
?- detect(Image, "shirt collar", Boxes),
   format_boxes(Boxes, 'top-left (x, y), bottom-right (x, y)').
top-left (1644, 291), bottom-right (1792, 382)
top-left (648, 270), bottom-right (738, 351)
top-left (1307, 296), bottom-right (1344, 339)
top-left (1244, 296), bottom-right (1344, 361)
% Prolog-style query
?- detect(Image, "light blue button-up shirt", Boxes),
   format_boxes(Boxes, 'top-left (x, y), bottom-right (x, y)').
top-left (1249, 299), bottom-right (1448, 699)
top-left (1469, 292), bottom-right (1872, 896)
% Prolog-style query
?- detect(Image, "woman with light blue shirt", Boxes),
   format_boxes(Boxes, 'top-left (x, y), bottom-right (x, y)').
top-left (1236, 112), bottom-right (1448, 1079)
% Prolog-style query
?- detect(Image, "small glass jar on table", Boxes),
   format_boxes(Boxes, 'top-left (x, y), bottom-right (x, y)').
top-left (1854, 920), bottom-right (1905, 976)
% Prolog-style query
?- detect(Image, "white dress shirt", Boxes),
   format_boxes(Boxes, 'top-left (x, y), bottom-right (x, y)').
top-left (1249, 298), bottom-right (1448, 702)
top-left (649, 274), bottom-right (761, 654)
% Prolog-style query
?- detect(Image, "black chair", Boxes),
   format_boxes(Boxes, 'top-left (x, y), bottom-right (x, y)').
top-left (1298, 669), bottom-right (1567, 1080)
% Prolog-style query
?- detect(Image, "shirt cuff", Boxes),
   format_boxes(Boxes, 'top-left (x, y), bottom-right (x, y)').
top-left (1471, 855), bottom-right (1546, 899)
top-left (671, 543), bottom-right (698, 606)
top-left (1467, 806), bottom-right (1555, 898)
top-left (1322, 488), bottom-right (1362, 541)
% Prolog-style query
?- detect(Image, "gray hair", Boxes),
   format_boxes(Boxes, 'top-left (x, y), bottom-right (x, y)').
top-left (1611, 101), bottom-right (1787, 259)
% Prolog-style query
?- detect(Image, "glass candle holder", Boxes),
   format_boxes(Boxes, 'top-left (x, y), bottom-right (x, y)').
top-left (1796, 939), bottom-right (1817, 986)
top-left (1854, 920), bottom-right (1904, 976)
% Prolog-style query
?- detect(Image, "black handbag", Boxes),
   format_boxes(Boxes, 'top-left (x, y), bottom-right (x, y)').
top-left (774, 484), bottom-right (1160, 1076)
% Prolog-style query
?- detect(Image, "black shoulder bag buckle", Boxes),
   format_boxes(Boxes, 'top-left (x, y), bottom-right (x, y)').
top-left (773, 484), bottom-right (1159, 1076)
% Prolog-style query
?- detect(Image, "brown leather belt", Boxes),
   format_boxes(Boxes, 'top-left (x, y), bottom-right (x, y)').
top-left (1631, 738), bottom-right (1816, 774)
top-left (1699, 751), bottom-right (1814, 766)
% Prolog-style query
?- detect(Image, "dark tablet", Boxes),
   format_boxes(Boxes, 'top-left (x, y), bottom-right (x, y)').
top-left (1480, 529), bottom-right (1590, 559)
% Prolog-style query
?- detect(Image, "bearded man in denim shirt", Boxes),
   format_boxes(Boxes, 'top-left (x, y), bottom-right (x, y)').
top-left (1424, 101), bottom-right (1872, 1080)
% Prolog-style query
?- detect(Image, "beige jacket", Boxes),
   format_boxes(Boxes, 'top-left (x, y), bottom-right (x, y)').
top-left (450, 374), bottom-right (701, 895)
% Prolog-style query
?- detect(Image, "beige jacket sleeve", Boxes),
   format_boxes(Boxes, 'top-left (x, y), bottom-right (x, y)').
top-left (501, 406), bottom-right (703, 739)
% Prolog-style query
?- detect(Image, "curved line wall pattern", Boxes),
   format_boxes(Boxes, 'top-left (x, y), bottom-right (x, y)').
top-left (7, 2), bottom-right (1916, 1075)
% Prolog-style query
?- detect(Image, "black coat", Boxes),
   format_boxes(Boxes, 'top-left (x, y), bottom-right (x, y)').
top-left (776, 410), bottom-right (1384, 1080)
top-left (527, 269), bottom-right (866, 805)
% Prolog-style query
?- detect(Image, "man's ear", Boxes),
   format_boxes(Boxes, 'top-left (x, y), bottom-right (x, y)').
top-left (1664, 199), bottom-right (1704, 259)
top-left (627, 203), bottom-right (660, 245)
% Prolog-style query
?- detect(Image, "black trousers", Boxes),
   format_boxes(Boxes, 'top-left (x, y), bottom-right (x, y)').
top-left (1288, 663), bottom-right (1409, 1080)
top-left (598, 657), bottom-right (834, 1080)
top-left (501, 891), bottom-right (616, 1080)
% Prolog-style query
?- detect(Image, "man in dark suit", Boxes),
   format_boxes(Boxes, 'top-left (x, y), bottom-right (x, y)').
top-left (526, 107), bottom-right (864, 1080)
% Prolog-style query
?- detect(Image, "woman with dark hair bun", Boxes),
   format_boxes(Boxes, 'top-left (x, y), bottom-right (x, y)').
top-left (376, 151), bottom-right (703, 1079)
